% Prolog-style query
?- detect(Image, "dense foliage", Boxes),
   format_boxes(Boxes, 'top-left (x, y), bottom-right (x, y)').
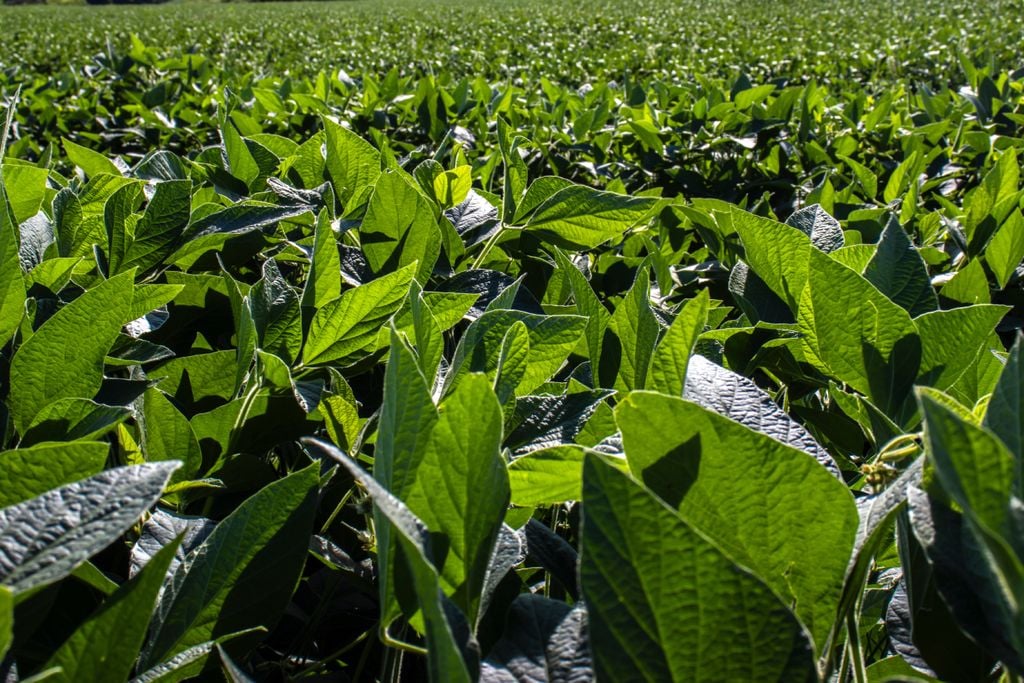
top-left (1, 0), bottom-right (1024, 681)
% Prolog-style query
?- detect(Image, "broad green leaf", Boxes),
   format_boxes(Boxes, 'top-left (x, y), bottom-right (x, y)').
top-left (616, 392), bottom-right (857, 651)
top-left (310, 438), bottom-right (473, 683)
top-left (0, 441), bottom-right (108, 508)
top-left (43, 537), bottom-right (181, 683)
top-left (863, 218), bottom-right (937, 316)
top-left (915, 305), bottom-right (1008, 391)
top-left (143, 464), bottom-right (319, 666)
top-left (300, 209), bottom-right (342, 311)
top-left (21, 399), bottom-right (130, 445)
top-left (303, 263), bottom-right (415, 365)
top-left (141, 388), bottom-right (203, 483)
top-left (523, 185), bottom-right (657, 250)
top-left (2, 163), bottom-right (48, 225)
top-left (648, 289), bottom-right (709, 396)
top-left (8, 271), bottom-right (135, 433)
top-left (403, 374), bottom-right (508, 622)
top-left (360, 169), bottom-right (440, 281)
top-left (798, 248), bottom-right (919, 417)
top-left (63, 138), bottom-right (122, 178)
top-left (0, 462), bottom-right (178, 594)
top-left (733, 208), bottom-right (811, 311)
top-left (603, 268), bottom-right (659, 392)
top-left (322, 117), bottom-right (381, 208)
top-left (497, 117), bottom-right (529, 221)
top-left (986, 210), bottom-right (1024, 289)
top-left (0, 176), bottom-right (25, 346)
top-left (508, 445), bottom-right (587, 506)
top-left (221, 120), bottom-right (260, 188)
top-left (104, 183), bottom-right (144, 276)
top-left (514, 176), bottom-right (574, 223)
top-left (580, 453), bottom-right (815, 681)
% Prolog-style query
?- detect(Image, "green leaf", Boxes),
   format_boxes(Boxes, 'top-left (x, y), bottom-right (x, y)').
top-left (551, 247), bottom-right (609, 366)
top-left (360, 169), bottom-right (440, 281)
top-left (309, 438), bottom-right (474, 683)
top-left (221, 120), bottom-right (260, 188)
top-left (63, 138), bottom-right (122, 178)
top-left (403, 374), bottom-right (508, 622)
top-left (142, 464), bottom-right (319, 666)
top-left (8, 271), bottom-right (135, 433)
top-left (322, 117), bottom-right (381, 209)
top-left (616, 392), bottom-right (857, 651)
top-left (986, 210), bottom-right (1024, 289)
top-left (508, 445), bottom-right (587, 506)
top-left (915, 305), bottom-right (1008, 391)
top-left (0, 462), bottom-right (178, 594)
top-left (303, 263), bottom-right (416, 366)
top-left (118, 180), bottom-right (192, 274)
top-left (785, 203), bottom-right (843, 252)
top-left (863, 218), bottom-right (937, 316)
top-left (42, 537), bottom-right (182, 683)
top-left (580, 453), bottom-right (815, 681)
top-left (798, 248), bottom-right (920, 418)
top-left (648, 289), bottom-right (710, 396)
top-left (374, 330), bottom-right (439, 625)
top-left (300, 209), bottom-right (342, 311)
top-left (985, 336), bottom-right (1024, 468)
top-left (940, 258), bottom-right (991, 305)
top-left (523, 185), bottom-right (658, 250)
top-left (141, 389), bottom-right (203, 483)
top-left (249, 258), bottom-right (303, 365)
top-left (733, 209), bottom-right (812, 311)
top-left (602, 268), bottom-right (659, 391)
top-left (445, 310), bottom-right (586, 397)
top-left (921, 389), bottom-right (1017, 540)
top-left (0, 586), bottom-right (12, 662)
top-left (433, 166), bottom-right (472, 207)
top-left (0, 441), bottom-right (108, 508)
top-left (0, 176), bottom-right (25, 347)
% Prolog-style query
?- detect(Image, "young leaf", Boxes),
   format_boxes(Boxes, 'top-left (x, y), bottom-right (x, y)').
top-left (0, 177), bottom-right (25, 347)
top-left (601, 268), bottom-right (659, 391)
top-left (863, 217), bottom-right (938, 316)
top-left (508, 445), bottom-right (587, 506)
top-left (985, 335), bottom-right (1024, 469)
top-left (0, 462), bottom-right (178, 594)
top-left (915, 305), bottom-right (1008, 392)
top-left (322, 117), bottom-right (381, 209)
top-left (140, 389), bottom-right (203, 483)
top-left (580, 453), bottom-right (816, 681)
top-left (300, 209), bottom-right (342, 311)
top-left (8, 270), bottom-right (135, 433)
top-left (360, 169), bottom-right (440, 281)
top-left (0, 586), bottom-right (11, 663)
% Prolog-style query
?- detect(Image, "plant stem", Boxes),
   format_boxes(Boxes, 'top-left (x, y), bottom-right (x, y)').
top-left (471, 223), bottom-right (506, 270)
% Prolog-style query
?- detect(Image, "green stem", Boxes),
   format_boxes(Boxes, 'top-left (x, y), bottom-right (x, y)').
top-left (845, 600), bottom-right (869, 683)
top-left (471, 223), bottom-right (506, 270)
top-left (380, 620), bottom-right (428, 656)
top-left (320, 485), bottom-right (357, 535)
